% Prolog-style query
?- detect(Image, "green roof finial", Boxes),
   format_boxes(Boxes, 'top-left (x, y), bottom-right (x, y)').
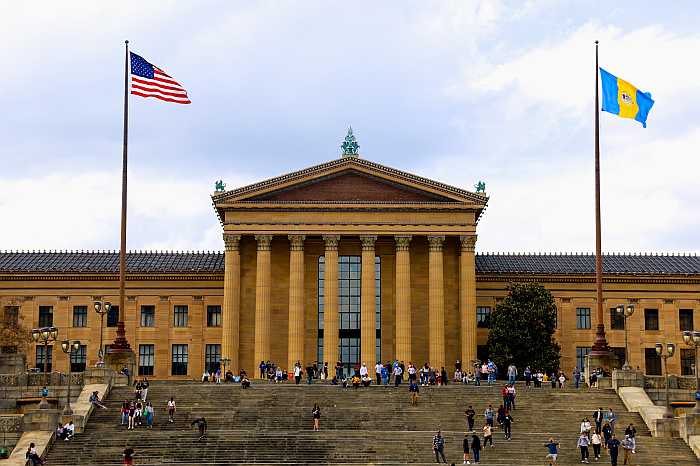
top-left (341, 126), bottom-right (360, 157)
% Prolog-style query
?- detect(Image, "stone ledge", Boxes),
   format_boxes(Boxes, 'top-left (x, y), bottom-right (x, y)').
top-left (6, 431), bottom-right (53, 466)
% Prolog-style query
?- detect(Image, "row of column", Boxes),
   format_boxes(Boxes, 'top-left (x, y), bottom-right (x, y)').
top-left (221, 233), bottom-right (478, 375)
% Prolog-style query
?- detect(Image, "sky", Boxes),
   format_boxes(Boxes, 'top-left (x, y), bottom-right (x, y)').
top-left (1, 1), bottom-right (699, 254)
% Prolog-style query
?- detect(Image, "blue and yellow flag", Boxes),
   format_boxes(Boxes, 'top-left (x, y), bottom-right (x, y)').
top-left (600, 68), bottom-right (654, 127)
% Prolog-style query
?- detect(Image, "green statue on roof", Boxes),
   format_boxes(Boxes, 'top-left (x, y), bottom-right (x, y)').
top-left (341, 126), bottom-right (360, 157)
top-left (474, 180), bottom-right (486, 194)
top-left (215, 180), bottom-right (226, 192)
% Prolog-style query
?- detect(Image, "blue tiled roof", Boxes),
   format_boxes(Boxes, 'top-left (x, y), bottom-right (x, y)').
top-left (0, 251), bottom-right (698, 276)
top-left (475, 253), bottom-right (700, 275)
top-left (0, 252), bottom-right (224, 273)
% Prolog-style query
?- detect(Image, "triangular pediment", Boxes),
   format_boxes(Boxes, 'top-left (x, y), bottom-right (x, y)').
top-left (214, 157), bottom-right (487, 204)
top-left (248, 169), bottom-right (454, 202)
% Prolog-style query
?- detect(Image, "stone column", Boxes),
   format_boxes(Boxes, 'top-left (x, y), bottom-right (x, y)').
top-left (287, 235), bottom-right (305, 371)
top-left (323, 235), bottom-right (340, 367)
top-left (459, 235), bottom-right (477, 367)
top-left (222, 234), bottom-right (241, 373)
top-left (395, 235), bottom-right (412, 363)
top-left (428, 235), bottom-right (445, 370)
top-left (254, 234), bottom-right (273, 376)
top-left (360, 235), bottom-right (377, 366)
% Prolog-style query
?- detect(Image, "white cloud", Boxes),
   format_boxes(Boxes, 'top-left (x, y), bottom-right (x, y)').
top-left (0, 170), bottom-right (254, 251)
top-left (462, 22), bottom-right (700, 119)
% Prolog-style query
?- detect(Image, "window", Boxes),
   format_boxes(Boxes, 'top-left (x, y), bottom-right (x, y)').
top-left (476, 307), bottom-right (491, 328)
top-left (644, 348), bottom-right (661, 375)
top-left (375, 256), bottom-right (381, 363)
top-left (205, 344), bottom-right (221, 373)
top-left (138, 344), bottom-right (155, 376)
top-left (207, 305), bottom-right (222, 327)
top-left (477, 345), bottom-right (489, 363)
top-left (107, 305), bottom-right (119, 327)
top-left (681, 348), bottom-right (695, 376)
top-left (680, 309), bottom-right (694, 332)
top-left (610, 307), bottom-right (625, 330)
top-left (339, 337), bottom-right (359, 371)
top-left (338, 256), bottom-right (361, 371)
top-left (70, 345), bottom-right (87, 372)
top-left (644, 309), bottom-right (659, 331)
top-left (35, 345), bottom-right (53, 372)
top-left (576, 307), bottom-right (591, 329)
top-left (576, 347), bottom-right (591, 372)
top-left (38, 306), bottom-right (53, 327)
top-left (317, 256), bottom-right (325, 364)
top-left (173, 305), bottom-right (188, 327)
top-left (4, 306), bottom-right (19, 325)
top-left (140, 305), bottom-right (155, 327)
top-left (171, 344), bottom-right (188, 375)
top-left (72, 306), bottom-right (88, 327)
top-left (611, 347), bottom-right (626, 366)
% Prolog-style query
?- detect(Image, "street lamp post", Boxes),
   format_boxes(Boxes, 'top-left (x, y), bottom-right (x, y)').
top-left (616, 304), bottom-right (635, 370)
top-left (60, 340), bottom-right (81, 415)
top-left (93, 301), bottom-right (110, 364)
top-left (31, 327), bottom-right (59, 386)
top-left (682, 331), bottom-right (700, 413)
top-left (656, 342), bottom-right (676, 418)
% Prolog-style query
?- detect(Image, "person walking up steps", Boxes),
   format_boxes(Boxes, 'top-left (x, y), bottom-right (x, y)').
top-left (191, 417), bottom-right (207, 441)
top-left (432, 430), bottom-right (447, 463)
top-left (312, 403), bottom-right (321, 431)
top-left (482, 422), bottom-right (494, 448)
top-left (544, 438), bottom-right (560, 466)
top-left (462, 432), bottom-right (471, 464)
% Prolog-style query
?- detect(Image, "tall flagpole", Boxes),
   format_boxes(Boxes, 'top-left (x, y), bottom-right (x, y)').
top-left (591, 40), bottom-right (609, 355)
top-left (112, 40), bottom-right (131, 351)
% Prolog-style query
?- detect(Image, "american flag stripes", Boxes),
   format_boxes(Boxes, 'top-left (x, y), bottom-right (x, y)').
top-left (129, 52), bottom-right (191, 104)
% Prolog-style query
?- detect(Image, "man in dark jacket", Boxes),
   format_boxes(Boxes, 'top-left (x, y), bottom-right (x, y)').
top-left (191, 417), bottom-right (207, 441)
top-left (593, 407), bottom-right (604, 433)
top-left (471, 434), bottom-right (481, 464)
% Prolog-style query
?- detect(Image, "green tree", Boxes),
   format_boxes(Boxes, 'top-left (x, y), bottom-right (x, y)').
top-left (487, 282), bottom-right (561, 374)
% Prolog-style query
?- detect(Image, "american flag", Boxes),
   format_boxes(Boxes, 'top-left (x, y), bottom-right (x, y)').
top-left (130, 52), bottom-right (191, 104)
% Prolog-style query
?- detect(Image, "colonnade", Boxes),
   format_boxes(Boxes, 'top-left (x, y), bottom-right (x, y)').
top-left (221, 233), bottom-right (477, 376)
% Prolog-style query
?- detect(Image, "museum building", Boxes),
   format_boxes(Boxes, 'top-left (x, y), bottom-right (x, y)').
top-left (1, 151), bottom-right (700, 379)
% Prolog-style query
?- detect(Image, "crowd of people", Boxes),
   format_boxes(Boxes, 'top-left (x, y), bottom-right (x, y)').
top-left (119, 378), bottom-right (155, 430)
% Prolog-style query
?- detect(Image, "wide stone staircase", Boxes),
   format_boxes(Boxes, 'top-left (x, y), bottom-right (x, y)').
top-left (45, 381), bottom-right (698, 465)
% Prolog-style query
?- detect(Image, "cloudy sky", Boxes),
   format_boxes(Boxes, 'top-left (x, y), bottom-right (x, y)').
top-left (2, 1), bottom-right (698, 254)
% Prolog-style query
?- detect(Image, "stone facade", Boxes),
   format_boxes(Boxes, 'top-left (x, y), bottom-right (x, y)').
top-left (1, 156), bottom-right (699, 379)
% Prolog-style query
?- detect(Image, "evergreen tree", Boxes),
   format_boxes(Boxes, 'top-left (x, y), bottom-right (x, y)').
top-left (487, 282), bottom-right (561, 374)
